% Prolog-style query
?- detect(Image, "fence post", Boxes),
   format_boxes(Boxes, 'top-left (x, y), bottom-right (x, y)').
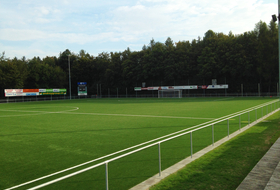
top-left (248, 112), bottom-right (250, 125)
top-left (105, 162), bottom-right (109, 190)
top-left (158, 143), bottom-right (161, 176)
top-left (267, 105), bottom-right (268, 115)
top-left (190, 132), bottom-right (193, 158)
top-left (239, 115), bottom-right (241, 131)
top-left (227, 119), bottom-right (229, 138)
top-left (212, 124), bottom-right (214, 146)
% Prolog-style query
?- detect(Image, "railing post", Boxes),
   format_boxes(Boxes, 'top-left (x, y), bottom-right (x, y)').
top-left (227, 119), bottom-right (229, 138)
top-left (190, 132), bottom-right (193, 158)
top-left (239, 115), bottom-right (241, 131)
top-left (267, 105), bottom-right (268, 115)
top-left (105, 162), bottom-right (109, 190)
top-left (248, 112), bottom-right (250, 125)
top-left (212, 124), bottom-right (214, 146)
top-left (158, 143), bottom-right (161, 176)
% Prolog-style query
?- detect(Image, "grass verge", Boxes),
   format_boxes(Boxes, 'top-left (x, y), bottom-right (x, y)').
top-left (150, 111), bottom-right (280, 190)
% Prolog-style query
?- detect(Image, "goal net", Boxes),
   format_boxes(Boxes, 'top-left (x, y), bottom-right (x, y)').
top-left (158, 90), bottom-right (182, 98)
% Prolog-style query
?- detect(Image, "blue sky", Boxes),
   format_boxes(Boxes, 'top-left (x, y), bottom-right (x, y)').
top-left (0, 0), bottom-right (277, 59)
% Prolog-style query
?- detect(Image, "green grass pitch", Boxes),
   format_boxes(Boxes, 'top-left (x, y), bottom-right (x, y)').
top-left (0, 97), bottom-right (278, 190)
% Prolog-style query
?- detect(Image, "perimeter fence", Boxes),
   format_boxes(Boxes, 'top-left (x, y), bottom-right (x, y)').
top-left (0, 92), bottom-right (279, 103)
top-left (6, 99), bottom-right (280, 190)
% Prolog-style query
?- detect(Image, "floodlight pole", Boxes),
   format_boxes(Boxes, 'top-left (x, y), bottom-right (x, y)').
top-left (68, 55), bottom-right (71, 100)
top-left (278, 0), bottom-right (280, 98)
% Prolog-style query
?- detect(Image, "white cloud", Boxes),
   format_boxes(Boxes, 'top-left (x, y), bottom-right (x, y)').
top-left (0, 0), bottom-right (277, 58)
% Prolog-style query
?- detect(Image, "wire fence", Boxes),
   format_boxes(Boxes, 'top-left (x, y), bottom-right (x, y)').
top-left (0, 92), bottom-right (279, 104)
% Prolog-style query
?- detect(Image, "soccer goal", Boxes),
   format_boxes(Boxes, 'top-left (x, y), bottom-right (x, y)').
top-left (158, 90), bottom-right (182, 98)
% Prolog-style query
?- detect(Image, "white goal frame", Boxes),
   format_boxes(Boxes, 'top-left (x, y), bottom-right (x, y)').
top-left (158, 90), bottom-right (182, 98)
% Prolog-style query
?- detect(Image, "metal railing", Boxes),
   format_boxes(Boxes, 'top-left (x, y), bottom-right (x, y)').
top-left (6, 99), bottom-right (280, 190)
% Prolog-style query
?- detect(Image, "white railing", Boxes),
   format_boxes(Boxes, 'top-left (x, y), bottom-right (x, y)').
top-left (6, 99), bottom-right (280, 190)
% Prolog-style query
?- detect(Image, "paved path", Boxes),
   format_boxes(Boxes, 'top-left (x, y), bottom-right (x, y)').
top-left (237, 137), bottom-right (280, 190)
top-left (130, 109), bottom-right (280, 190)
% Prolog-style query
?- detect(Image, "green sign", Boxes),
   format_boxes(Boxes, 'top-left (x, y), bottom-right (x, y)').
top-left (39, 89), bottom-right (67, 95)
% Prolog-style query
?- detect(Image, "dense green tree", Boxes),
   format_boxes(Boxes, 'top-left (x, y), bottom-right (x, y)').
top-left (0, 20), bottom-right (279, 98)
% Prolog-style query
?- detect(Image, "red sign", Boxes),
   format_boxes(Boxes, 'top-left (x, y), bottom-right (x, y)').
top-left (201, 85), bottom-right (208, 89)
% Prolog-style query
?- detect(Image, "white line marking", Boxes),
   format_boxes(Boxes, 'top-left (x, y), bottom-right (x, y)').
top-left (0, 108), bottom-right (213, 120)
top-left (0, 107), bottom-right (79, 117)
top-left (62, 112), bottom-right (215, 120)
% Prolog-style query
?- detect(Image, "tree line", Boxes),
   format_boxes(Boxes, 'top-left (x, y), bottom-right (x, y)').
top-left (0, 20), bottom-right (278, 97)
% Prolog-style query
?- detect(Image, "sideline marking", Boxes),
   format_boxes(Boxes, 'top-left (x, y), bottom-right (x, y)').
top-left (63, 112), bottom-right (215, 120)
top-left (0, 107), bottom-right (79, 117)
top-left (0, 108), bottom-right (214, 120)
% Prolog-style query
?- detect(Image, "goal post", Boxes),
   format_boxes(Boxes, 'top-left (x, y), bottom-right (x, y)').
top-left (158, 90), bottom-right (182, 98)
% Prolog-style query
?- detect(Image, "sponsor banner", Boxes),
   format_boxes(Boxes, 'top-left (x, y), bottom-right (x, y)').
top-left (5, 92), bottom-right (39, 97)
top-left (26, 93), bottom-right (39, 96)
top-left (39, 89), bottom-right (46, 92)
top-left (207, 85), bottom-right (228, 89)
top-left (39, 92), bottom-right (66, 96)
top-left (5, 89), bottom-right (23, 93)
top-left (148, 87), bottom-right (157, 90)
top-left (78, 91), bottom-right (87, 96)
top-left (174, 86), bottom-right (198, 90)
top-left (5, 89), bottom-right (67, 97)
top-left (198, 85), bottom-right (229, 89)
top-left (77, 82), bottom-right (87, 85)
top-left (23, 89), bottom-right (39, 92)
top-left (134, 87), bottom-right (142, 91)
top-left (5, 93), bottom-right (23, 97)
top-left (134, 85), bottom-right (227, 91)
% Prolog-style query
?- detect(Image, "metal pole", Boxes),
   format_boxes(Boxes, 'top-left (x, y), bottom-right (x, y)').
top-left (105, 162), bottom-right (109, 190)
top-left (100, 84), bottom-right (102, 98)
top-left (212, 124), bottom-right (214, 146)
top-left (190, 132), bottom-right (193, 158)
top-left (158, 143), bottom-right (161, 176)
top-left (239, 115), bottom-right (241, 131)
top-left (279, 0), bottom-right (280, 99)
top-left (68, 55), bottom-right (71, 100)
top-left (258, 83), bottom-right (260, 97)
top-left (227, 119), bottom-right (229, 138)
top-left (248, 112), bottom-right (250, 125)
